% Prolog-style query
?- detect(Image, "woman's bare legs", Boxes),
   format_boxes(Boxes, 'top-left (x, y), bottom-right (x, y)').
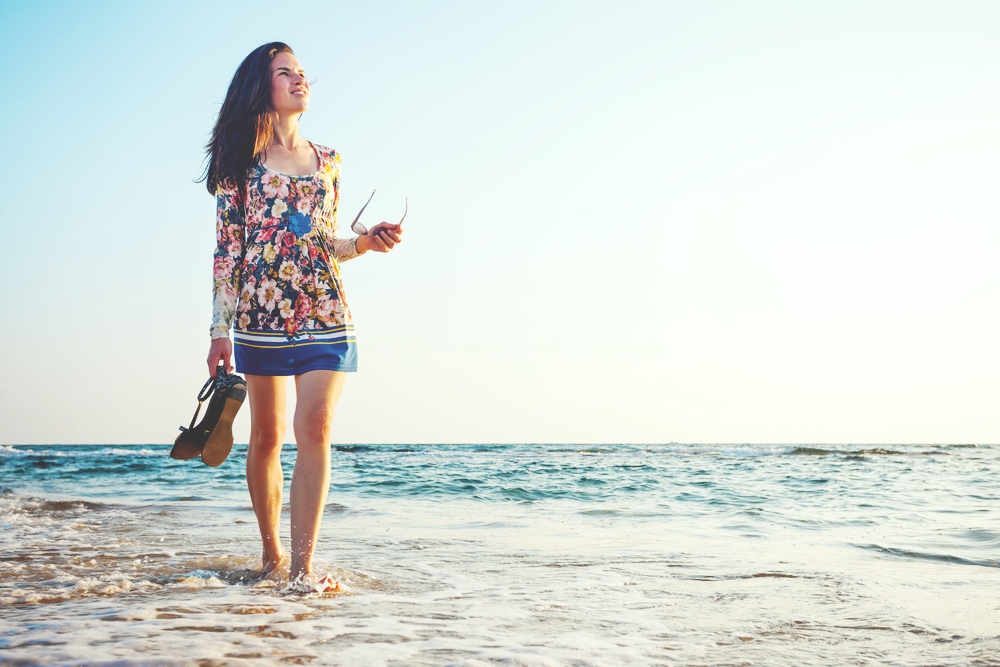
top-left (289, 370), bottom-right (346, 580)
top-left (245, 375), bottom-right (288, 575)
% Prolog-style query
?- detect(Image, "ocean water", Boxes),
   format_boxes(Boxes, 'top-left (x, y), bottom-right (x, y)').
top-left (0, 444), bottom-right (998, 667)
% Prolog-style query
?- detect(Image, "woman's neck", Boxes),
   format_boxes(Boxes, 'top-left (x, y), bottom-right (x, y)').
top-left (269, 111), bottom-right (303, 151)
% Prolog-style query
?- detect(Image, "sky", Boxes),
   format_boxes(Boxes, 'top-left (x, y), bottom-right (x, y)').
top-left (1, 0), bottom-right (999, 445)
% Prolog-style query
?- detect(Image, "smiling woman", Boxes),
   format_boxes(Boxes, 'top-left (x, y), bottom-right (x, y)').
top-left (199, 42), bottom-right (405, 592)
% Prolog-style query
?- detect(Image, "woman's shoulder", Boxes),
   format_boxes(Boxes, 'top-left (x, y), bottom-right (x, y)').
top-left (311, 142), bottom-right (340, 165)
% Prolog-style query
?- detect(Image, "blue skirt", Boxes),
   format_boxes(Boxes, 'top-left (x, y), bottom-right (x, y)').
top-left (233, 326), bottom-right (358, 376)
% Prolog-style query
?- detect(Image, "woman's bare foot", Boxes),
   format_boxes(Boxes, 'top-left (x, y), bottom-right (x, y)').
top-left (289, 555), bottom-right (311, 582)
top-left (262, 549), bottom-right (287, 577)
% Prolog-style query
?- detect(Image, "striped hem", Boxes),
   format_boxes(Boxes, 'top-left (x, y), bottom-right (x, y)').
top-left (234, 326), bottom-right (355, 350)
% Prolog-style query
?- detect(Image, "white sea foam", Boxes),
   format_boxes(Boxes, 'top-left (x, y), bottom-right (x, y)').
top-left (0, 444), bottom-right (37, 455)
top-left (172, 574), bottom-right (227, 589)
top-left (0, 445), bottom-right (161, 457)
top-left (649, 444), bottom-right (797, 456)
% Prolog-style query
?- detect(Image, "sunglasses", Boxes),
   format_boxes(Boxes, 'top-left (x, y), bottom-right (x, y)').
top-left (349, 190), bottom-right (408, 235)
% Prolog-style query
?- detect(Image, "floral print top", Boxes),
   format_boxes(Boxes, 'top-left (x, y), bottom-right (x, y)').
top-left (210, 143), bottom-right (360, 339)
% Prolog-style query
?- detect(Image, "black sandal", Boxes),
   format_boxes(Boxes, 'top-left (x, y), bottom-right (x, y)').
top-left (170, 366), bottom-right (247, 467)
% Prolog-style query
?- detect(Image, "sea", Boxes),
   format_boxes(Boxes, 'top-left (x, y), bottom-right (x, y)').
top-left (0, 443), bottom-right (998, 666)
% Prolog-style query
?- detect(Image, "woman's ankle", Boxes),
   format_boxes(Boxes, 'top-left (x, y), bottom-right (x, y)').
top-left (289, 561), bottom-right (313, 581)
top-left (262, 547), bottom-right (286, 571)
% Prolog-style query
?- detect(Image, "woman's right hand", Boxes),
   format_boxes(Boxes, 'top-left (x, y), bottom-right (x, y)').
top-left (207, 337), bottom-right (234, 378)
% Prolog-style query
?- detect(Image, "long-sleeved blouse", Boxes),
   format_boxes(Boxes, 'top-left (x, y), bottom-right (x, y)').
top-left (210, 143), bottom-right (359, 340)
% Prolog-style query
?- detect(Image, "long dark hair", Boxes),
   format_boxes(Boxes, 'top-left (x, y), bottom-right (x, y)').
top-left (203, 42), bottom-right (294, 197)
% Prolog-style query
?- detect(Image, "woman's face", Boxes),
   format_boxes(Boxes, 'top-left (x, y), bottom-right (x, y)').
top-left (269, 51), bottom-right (309, 115)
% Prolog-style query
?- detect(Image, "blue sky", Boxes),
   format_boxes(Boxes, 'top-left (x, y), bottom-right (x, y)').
top-left (2, 1), bottom-right (1000, 444)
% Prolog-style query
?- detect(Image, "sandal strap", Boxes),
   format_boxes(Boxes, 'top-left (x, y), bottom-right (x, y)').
top-left (185, 366), bottom-right (226, 431)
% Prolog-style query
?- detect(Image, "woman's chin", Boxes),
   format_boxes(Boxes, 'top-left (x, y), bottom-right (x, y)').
top-left (277, 100), bottom-right (308, 115)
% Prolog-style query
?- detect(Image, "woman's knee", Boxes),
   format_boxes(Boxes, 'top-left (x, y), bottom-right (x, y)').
top-left (250, 423), bottom-right (285, 455)
top-left (293, 406), bottom-right (334, 446)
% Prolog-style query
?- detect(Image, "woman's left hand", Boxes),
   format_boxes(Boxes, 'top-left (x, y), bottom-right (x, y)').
top-left (358, 222), bottom-right (403, 253)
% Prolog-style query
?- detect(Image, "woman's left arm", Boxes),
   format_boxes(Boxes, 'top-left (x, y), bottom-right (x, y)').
top-left (330, 225), bottom-right (402, 260)
top-left (326, 150), bottom-right (402, 259)
top-left (330, 237), bottom-right (363, 263)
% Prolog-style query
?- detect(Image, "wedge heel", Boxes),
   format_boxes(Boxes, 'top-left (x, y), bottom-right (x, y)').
top-left (170, 367), bottom-right (247, 466)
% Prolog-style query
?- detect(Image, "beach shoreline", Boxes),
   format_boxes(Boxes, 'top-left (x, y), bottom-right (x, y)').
top-left (2, 444), bottom-right (998, 666)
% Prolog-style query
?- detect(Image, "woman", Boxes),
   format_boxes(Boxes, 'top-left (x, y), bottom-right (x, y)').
top-left (204, 42), bottom-right (402, 591)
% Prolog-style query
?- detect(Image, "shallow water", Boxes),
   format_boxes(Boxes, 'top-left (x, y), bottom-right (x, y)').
top-left (1, 443), bottom-right (998, 666)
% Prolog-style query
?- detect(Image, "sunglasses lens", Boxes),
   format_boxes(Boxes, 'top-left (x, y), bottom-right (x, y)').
top-left (352, 221), bottom-right (367, 235)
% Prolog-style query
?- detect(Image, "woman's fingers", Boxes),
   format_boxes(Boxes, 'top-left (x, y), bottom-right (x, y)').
top-left (368, 222), bottom-right (403, 238)
top-left (379, 230), bottom-right (403, 250)
top-left (207, 339), bottom-right (233, 377)
top-left (361, 223), bottom-right (403, 253)
top-left (370, 230), bottom-right (401, 251)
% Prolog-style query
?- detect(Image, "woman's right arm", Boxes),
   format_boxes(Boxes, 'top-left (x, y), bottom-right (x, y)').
top-left (207, 186), bottom-right (244, 376)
